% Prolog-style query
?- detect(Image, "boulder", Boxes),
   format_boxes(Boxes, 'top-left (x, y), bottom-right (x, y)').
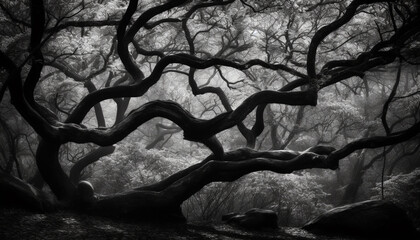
top-left (77, 181), bottom-right (95, 200)
top-left (75, 180), bottom-right (96, 209)
top-left (222, 208), bottom-right (278, 230)
top-left (303, 200), bottom-right (419, 239)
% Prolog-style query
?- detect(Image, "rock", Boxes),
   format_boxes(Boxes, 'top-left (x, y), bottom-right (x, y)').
top-left (222, 208), bottom-right (278, 230)
top-left (303, 200), bottom-right (419, 239)
top-left (76, 181), bottom-right (95, 207)
top-left (77, 181), bottom-right (94, 196)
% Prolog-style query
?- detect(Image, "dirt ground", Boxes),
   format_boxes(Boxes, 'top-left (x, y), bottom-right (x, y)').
top-left (0, 208), bottom-right (355, 240)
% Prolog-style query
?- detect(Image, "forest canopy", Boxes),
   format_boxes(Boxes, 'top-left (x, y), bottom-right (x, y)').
top-left (0, 0), bottom-right (419, 224)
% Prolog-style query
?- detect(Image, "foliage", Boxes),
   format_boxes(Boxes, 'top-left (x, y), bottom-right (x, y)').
top-left (90, 141), bottom-right (204, 194)
top-left (372, 168), bottom-right (420, 227)
top-left (184, 171), bottom-right (333, 226)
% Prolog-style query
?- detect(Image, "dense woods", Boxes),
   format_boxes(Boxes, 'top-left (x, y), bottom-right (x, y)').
top-left (0, 0), bottom-right (419, 235)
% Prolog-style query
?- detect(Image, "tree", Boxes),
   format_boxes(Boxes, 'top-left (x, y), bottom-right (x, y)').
top-left (0, 0), bottom-right (419, 222)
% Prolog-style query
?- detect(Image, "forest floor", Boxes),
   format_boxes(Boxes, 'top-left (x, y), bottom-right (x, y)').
top-left (0, 208), bottom-right (357, 240)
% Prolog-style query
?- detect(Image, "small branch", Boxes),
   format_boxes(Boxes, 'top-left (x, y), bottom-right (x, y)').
top-left (69, 146), bottom-right (116, 184)
top-left (46, 20), bottom-right (120, 33)
top-left (307, 0), bottom-right (385, 79)
top-left (327, 120), bottom-right (420, 168)
top-left (381, 60), bottom-right (402, 135)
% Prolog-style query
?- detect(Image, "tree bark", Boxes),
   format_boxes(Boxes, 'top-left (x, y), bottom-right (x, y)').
top-left (78, 146), bottom-right (334, 220)
top-left (36, 140), bottom-right (75, 201)
top-left (69, 146), bottom-right (116, 184)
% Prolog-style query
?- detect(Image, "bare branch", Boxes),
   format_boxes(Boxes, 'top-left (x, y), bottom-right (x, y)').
top-left (307, 0), bottom-right (393, 79)
top-left (326, 120), bottom-right (420, 169)
top-left (61, 89), bottom-right (317, 146)
top-left (46, 20), bottom-right (120, 33)
top-left (381, 60), bottom-right (402, 135)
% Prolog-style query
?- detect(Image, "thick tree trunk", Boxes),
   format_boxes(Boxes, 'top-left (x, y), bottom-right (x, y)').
top-left (82, 146), bottom-right (336, 221)
top-left (36, 140), bottom-right (76, 201)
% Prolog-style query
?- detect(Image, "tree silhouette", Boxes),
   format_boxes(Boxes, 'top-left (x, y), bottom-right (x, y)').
top-left (0, 0), bottom-right (419, 221)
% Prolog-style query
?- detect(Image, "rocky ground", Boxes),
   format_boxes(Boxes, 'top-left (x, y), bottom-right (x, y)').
top-left (0, 209), bottom-right (356, 240)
